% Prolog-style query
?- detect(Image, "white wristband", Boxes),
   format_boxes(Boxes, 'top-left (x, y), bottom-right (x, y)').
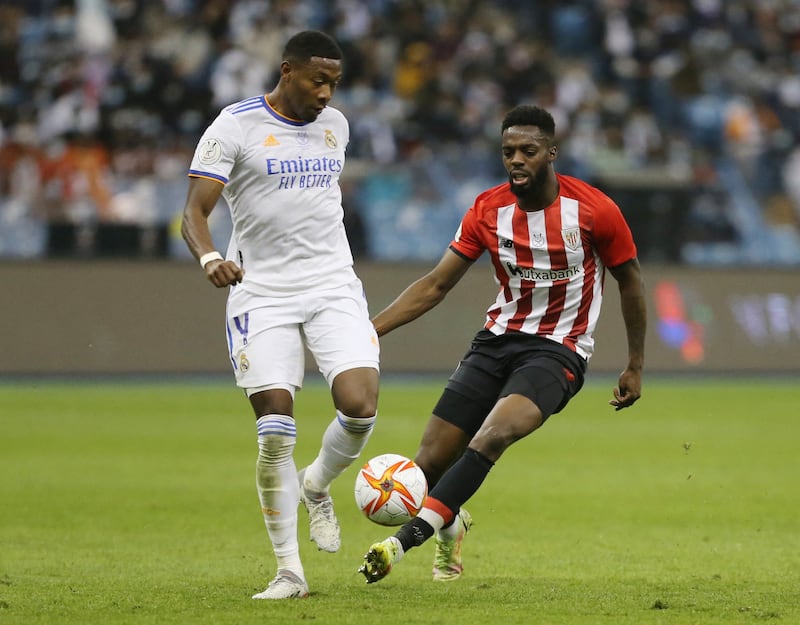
top-left (199, 251), bottom-right (224, 268)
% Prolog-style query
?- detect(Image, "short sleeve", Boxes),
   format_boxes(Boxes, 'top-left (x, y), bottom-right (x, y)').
top-left (449, 202), bottom-right (485, 261)
top-left (592, 194), bottom-right (637, 268)
top-left (188, 112), bottom-right (241, 185)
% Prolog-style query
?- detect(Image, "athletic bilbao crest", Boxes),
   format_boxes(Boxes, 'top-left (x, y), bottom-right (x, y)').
top-left (562, 227), bottom-right (581, 250)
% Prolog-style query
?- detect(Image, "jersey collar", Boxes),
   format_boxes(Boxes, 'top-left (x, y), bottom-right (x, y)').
top-left (264, 96), bottom-right (308, 127)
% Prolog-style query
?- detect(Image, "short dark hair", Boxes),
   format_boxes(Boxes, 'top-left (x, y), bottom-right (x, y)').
top-left (283, 30), bottom-right (343, 63)
top-left (501, 105), bottom-right (556, 138)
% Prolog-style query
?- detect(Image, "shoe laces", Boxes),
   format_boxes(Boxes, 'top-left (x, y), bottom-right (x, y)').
top-left (308, 496), bottom-right (335, 520)
top-left (434, 516), bottom-right (467, 568)
top-left (434, 534), bottom-right (457, 567)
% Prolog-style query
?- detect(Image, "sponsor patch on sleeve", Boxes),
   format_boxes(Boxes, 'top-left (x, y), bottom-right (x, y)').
top-left (198, 138), bottom-right (223, 165)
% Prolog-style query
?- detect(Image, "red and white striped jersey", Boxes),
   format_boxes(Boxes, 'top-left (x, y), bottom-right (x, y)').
top-left (450, 173), bottom-right (637, 360)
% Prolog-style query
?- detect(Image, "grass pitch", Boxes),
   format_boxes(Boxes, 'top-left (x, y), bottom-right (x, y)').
top-left (1, 377), bottom-right (798, 625)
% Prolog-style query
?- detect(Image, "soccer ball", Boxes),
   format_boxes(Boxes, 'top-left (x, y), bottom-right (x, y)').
top-left (354, 453), bottom-right (428, 526)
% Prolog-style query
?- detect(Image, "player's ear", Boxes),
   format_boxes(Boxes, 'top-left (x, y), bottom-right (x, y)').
top-left (548, 145), bottom-right (558, 161)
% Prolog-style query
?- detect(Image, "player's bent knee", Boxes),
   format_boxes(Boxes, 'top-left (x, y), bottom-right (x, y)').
top-left (331, 369), bottom-right (379, 418)
top-left (471, 425), bottom-right (520, 461)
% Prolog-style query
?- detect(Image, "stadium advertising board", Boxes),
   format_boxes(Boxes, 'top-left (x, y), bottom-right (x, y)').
top-left (2, 263), bottom-right (798, 374)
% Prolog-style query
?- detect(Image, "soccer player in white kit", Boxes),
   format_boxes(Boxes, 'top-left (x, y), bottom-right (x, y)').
top-left (181, 31), bottom-right (380, 600)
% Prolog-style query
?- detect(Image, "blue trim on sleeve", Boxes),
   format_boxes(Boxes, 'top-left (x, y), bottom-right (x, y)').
top-left (188, 170), bottom-right (228, 184)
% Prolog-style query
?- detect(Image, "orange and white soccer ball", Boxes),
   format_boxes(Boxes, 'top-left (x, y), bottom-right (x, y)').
top-left (354, 453), bottom-right (428, 526)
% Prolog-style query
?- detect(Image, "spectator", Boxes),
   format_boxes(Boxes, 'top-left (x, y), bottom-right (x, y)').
top-left (1, 0), bottom-right (799, 262)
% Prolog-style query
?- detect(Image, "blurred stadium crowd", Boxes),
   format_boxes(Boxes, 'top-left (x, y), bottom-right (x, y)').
top-left (1, 0), bottom-right (799, 263)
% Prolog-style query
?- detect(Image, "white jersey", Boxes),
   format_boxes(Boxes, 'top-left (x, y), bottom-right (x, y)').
top-left (189, 95), bottom-right (356, 301)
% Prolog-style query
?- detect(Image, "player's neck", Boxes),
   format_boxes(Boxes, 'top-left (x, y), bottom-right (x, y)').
top-left (266, 89), bottom-right (293, 120)
top-left (516, 177), bottom-right (560, 212)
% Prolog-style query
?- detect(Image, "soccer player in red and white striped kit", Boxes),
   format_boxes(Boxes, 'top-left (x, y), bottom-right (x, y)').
top-left (359, 104), bottom-right (647, 584)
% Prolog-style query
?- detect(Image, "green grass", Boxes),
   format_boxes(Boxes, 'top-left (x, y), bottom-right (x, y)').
top-left (1, 378), bottom-right (798, 625)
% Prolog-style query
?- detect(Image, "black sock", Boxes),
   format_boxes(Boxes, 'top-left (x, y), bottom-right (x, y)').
top-left (394, 448), bottom-right (494, 552)
top-left (431, 447), bottom-right (494, 513)
top-left (395, 517), bottom-right (434, 551)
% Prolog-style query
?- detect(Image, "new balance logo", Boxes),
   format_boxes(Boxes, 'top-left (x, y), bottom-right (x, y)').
top-left (263, 135), bottom-right (280, 146)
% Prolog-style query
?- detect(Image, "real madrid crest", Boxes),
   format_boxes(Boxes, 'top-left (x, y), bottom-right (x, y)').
top-left (239, 352), bottom-right (250, 373)
top-left (324, 129), bottom-right (338, 149)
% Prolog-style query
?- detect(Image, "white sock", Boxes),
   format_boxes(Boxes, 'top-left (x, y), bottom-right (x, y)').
top-left (256, 414), bottom-right (304, 579)
top-left (417, 507), bottom-right (447, 535)
top-left (388, 536), bottom-right (405, 562)
top-left (302, 411), bottom-right (376, 498)
top-left (437, 514), bottom-right (461, 540)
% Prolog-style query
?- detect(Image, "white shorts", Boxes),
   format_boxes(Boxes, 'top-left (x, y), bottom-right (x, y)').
top-left (225, 278), bottom-right (380, 393)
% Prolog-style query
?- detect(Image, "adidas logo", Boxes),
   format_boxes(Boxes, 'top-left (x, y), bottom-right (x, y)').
top-left (263, 134), bottom-right (280, 146)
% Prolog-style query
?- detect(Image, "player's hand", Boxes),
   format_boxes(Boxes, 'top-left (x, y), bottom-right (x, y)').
top-left (609, 367), bottom-right (642, 411)
top-left (204, 259), bottom-right (244, 288)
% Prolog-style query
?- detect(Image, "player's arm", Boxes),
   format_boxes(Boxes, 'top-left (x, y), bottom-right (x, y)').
top-left (181, 176), bottom-right (243, 288)
top-left (372, 248), bottom-right (473, 337)
top-left (607, 257), bottom-right (646, 410)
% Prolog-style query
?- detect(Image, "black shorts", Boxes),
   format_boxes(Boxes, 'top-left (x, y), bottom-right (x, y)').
top-left (432, 330), bottom-right (587, 438)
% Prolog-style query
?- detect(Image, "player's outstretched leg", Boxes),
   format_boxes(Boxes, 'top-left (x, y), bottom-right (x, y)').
top-left (252, 569), bottom-right (309, 600)
top-left (432, 508), bottom-right (473, 581)
top-left (298, 467), bottom-right (341, 552)
top-left (358, 537), bottom-right (404, 583)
